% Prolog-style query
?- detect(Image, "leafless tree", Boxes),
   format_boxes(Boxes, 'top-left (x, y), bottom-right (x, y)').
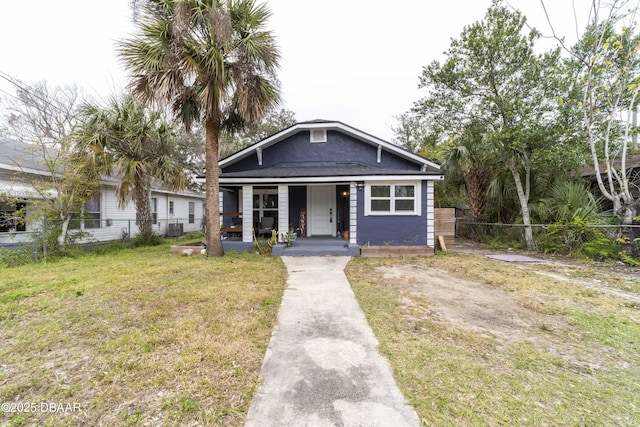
top-left (0, 80), bottom-right (98, 251)
top-left (540, 0), bottom-right (640, 226)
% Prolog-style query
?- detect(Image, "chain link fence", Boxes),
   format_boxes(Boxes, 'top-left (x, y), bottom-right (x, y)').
top-left (0, 217), bottom-right (204, 266)
top-left (456, 220), bottom-right (640, 260)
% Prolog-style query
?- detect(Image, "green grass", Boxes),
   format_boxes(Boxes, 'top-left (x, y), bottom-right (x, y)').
top-left (346, 254), bottom-right (640, 426)
top-left (0, 242), bottom-right (287, 426)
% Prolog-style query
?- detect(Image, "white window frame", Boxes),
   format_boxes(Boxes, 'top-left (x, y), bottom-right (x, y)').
top-left (151, 197), bottom-right (158, 224)
top-left (253, 188), bottom-right (278, 222)
top-left (188, 201), bottom-right (195, 224)
top-left (364, 181), bottom-right (421, 216)
top-left (84, 193), bottom-right (102, 229)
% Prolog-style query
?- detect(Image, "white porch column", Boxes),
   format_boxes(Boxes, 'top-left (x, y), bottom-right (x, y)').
top-left (278, 184), bottom-right (289, 237)
top-left (349, 182), bottom-right (357, 244)
top-left (426, 181), bottom-right (435, 247)
top-left (242, 185), bottom-right (253, 243)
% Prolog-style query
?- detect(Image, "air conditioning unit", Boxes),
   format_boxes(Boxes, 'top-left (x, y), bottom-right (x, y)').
top-left (167, 222), bottom-right (184, 237)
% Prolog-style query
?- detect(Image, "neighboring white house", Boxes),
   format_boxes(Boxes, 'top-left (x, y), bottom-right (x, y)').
top-left (0, 138), bottom-right (205, 247)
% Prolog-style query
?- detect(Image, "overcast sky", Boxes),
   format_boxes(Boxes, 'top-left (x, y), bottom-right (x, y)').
top-left (0, 1), bottom-right (593, 142)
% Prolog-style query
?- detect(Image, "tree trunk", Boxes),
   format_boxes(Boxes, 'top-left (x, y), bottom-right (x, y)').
top-left (508, 163), bottom-right (535, 251)
top-left (57, 215), bottom-right (70, 252)
top-left (204, 115), bottom-right (224, 257)
top-left (466, 164), bottom-right (490, 222)
top-left (134, 175), bottom-right (154, 239)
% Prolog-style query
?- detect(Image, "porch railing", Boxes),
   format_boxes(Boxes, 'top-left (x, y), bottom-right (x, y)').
top-left (220, 211), bottom-right (243, 234)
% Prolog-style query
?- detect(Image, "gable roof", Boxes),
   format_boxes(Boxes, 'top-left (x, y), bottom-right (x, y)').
top-left (220, 120), bottom-right (441, 173)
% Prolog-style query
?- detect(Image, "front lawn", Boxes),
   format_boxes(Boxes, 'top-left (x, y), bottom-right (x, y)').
top-left (346, 253), bottom-right (640, 426)
top-left (0, 244), bottom-right (287, 426)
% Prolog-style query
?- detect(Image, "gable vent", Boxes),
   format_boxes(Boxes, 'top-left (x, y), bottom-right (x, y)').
top-left (310, 129), bottom-right (327, 143)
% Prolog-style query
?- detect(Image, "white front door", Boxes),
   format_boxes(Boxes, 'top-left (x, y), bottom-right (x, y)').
top-left (309, 185), bottom-right (335, 236)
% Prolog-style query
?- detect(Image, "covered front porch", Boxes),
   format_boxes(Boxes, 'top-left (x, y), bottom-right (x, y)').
top-left (220, 183), bottom-right (357, 246)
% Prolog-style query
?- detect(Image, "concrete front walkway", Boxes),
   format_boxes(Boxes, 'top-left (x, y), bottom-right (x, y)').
top-left (245, 257), bottom-right (420, 427)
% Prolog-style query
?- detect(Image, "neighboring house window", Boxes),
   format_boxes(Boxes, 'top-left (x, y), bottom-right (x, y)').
top-left (84, 194), bottom-right (101, 229)
top-left (151, 197), bottom-right (158, 224)
top-left (188, 202), bottom-right (195, 224)
top-left (69, 193), bottom-right (101, 229)
top-left (169, 201), bottom-right (174, 216)
top-left (0, 200), bottom-right (26, 232)
top-left (364, 182), bottom-right (421, 215)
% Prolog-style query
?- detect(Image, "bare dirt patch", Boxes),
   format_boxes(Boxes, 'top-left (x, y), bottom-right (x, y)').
top-left (379, 265), bottom-right (555, 342)
top-left (376, 264), bottom-right (602, 371)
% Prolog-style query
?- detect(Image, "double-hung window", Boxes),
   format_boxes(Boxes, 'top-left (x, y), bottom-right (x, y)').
top-left (188, 202), bottom-right (195, 224)
top-left (151, 197), bottom-right (158, 224)
top-left (365, 182), bottom-right (421, 215)
top-left (84, 194), bottom-right (101, 229)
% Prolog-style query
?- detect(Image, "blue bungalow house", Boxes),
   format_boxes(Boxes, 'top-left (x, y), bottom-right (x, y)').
top-left (217, 120), bottom-right (443, 255)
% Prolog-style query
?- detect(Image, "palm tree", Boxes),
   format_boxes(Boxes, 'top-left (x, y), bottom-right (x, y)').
top-left (75, 94), bottom-right (186, 240)
top-left (535, 181), bottom-right (601, 225)
top-left (120, 0), bottom-right (281, 256)
top-left (442, 121), bottom-right (495, 222)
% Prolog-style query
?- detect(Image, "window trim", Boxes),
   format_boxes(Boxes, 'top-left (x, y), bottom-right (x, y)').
top-left (364, 181), bottom-right (421, 216)
top-left (151, 197), bottom-right (158, 225)
top-left (188, 201), bottom-right (195, 224)
top-left (252, 188), bottom-right (278, 225)
top-left (84, 193), bottom-right (101, 229)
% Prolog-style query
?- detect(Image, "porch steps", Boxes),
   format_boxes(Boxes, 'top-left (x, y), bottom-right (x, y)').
top-left (273, 237), bottom-right (360, 257)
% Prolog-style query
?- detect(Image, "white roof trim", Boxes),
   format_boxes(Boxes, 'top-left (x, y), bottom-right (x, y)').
top-left (151, 188), bottom-right (205, 198)
top-left (219, 121), bottom-right (441, 171)
top-left (219, 174), bottom-right (444, 184)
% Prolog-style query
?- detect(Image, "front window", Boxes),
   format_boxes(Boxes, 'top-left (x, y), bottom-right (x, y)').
top-left (365, 182), bottom-right (420, 215)
top-left (253, 188), bottom-right (278, 227)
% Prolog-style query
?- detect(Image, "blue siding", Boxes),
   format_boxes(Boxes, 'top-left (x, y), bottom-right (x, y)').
top-left (336, 185), bottom-right (350, 232)
top-left (222, 188), bottom-right (239, 227)
top-left (288, 186), bottom-right (307, 233)
top-left (223, 130), bottom-right (421, 173)
top-left (356, 182), bottom-right (428, 246)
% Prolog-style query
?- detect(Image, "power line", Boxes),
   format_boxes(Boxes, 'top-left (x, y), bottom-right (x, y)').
top-left (0, 70), bottom-right (76, 117)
